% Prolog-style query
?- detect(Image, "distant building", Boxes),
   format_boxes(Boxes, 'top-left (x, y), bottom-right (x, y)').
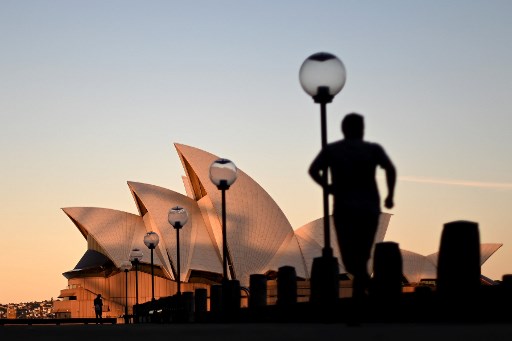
top-left (54, 143), bottom-right (501, 319)
top-left (7, 305), bottom-right (16, 319)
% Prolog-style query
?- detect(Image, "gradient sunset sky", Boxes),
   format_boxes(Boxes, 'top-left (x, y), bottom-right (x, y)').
top-left (1, 1), bottom-right (511, 303)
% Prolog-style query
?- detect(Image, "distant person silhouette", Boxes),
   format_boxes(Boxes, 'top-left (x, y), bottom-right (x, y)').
top-left (94, 294), bottom-right (103, 322)
top-left (309, 112), bottom-right (396, 300)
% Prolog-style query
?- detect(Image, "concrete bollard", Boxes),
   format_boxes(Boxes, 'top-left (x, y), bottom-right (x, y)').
top-left (222, 280), bottom-right (241, 320)
top-left (277, 266), bottom-right (297, 306)
top-left (249, 274), bottom-right (268, 308)
top-left (501, 274), bottom-right (512, 305)
top-left (371, 241), bottom-right (403, 302)
top-left (194, 288), bottom-right (208, 314)
top-left (309, 256), bottom-right (340, 306)
top-left (210, 284), bottom-right (223, 313)
top-left (181, 291), bottom-right (195, 322)
top-left (500, 274), bottom-right (512, 289)
top-left (437, 220), bottom-right (481, 300)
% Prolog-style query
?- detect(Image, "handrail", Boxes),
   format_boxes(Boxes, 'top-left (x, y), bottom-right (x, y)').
top-left (241, 286), bottom-right (250, 297)
top-left (0, 318), bottom-right (117, 325)
top-left (82, 288), bottom-right (116, 307)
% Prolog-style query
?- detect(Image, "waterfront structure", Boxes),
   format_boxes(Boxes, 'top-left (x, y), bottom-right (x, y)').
top-left (54, 143), bottom-right (501, 319)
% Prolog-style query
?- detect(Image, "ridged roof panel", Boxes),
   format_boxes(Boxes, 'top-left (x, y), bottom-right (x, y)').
top-left (62, 207), bottom-right (152, 268)
top-left (400, 249), bottom-right (435, 283)
top-left (480, 243), bottom-right (502, 265)
top-left (174, 143), bottom-right (299, 285)
top-left (127, 181), bottom-right (222, 280)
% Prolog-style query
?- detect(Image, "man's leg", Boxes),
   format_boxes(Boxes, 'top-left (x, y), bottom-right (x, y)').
top-left (334, 211), bottom-right (360, 295)
top-left (335, 211), bottom-right (379, 297)
top-left (357, 212), bottom-right (380, 297)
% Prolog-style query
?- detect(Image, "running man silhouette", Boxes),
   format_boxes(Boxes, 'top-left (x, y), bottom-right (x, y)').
top-left (309, 112), bottom-right (396, 299)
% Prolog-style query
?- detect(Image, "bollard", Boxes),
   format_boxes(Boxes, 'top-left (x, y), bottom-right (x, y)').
top-left (222, 280), bottom-right (241, 320)
top-left (501, 274), bottom-right (512, 320)
top-left (249, 274), bottom-right (268, 308)
top-left (437, 220), bottom-right (481, 322)
top-left (194, 288), bottom-right (208, 315)
top-left (437, 220), bottom-right (481, 299)
top-left (210, 284), bottom-right (223, 314)
top-left (309, 256), bottom-right (340, 306)
top-left (277, 266), bottom-right (297, 306)
top-left (502, 274), bottom-right (512, 287)
top-left (182, 291), bottom-right (195, 322)
top-left (371, 241), bottom-right (403, 302)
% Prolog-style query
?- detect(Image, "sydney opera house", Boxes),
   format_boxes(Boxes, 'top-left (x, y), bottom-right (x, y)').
top-left (53, 143), bottom-right (502, 319)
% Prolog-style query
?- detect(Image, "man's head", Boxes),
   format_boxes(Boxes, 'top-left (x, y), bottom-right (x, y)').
top-left (342, 112), bottom-right (364, 139)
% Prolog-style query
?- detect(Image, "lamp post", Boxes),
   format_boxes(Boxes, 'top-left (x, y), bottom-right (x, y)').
top-left (210, 158), bottom-right (240, 318)
top-left (120, 260), bottom-right (132, 324)
top-left (209, 158), bottom-right (238, 282)
top-left (129, 248), bottom-right (143, 322)
top-left (299, 52), bottom-right (346, 304)
top-left (144, 231), bottom-right (160, 301)
top-left (168, 206), bottom-right (189, 297)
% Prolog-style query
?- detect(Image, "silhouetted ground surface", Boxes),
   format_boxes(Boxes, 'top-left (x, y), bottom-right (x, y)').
top-left (2, 322), bottom-right (512, 341)
top-left (141, 291), bottom-right (512, 325)
top-left (5, 289), bottom-right (512, 340)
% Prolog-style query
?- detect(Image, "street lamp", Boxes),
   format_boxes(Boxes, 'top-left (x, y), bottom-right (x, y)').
top-left (120, 260), bottom-right (132, 324)
top-left (168, 206), bottom-right (189, 297)
top-left (209, 158), bottom-right (238, 282)
top-left (299, 52), bottom-right (346, 304)
top-left (129, 248), bottom-right (143, 321)
top-left (144, 231), bottom-right (160, 301)
top-left (210, 158), bottom-right (239, 317)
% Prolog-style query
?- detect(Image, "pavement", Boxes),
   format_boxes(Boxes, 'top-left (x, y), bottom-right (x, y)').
top-left (5, 290), bottom-right (512, 340)
top-left (2, 322), bottom-right (512, 341)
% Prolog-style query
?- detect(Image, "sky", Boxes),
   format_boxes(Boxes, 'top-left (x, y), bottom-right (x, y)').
top-left (0, 0), bottom-right (511, 304)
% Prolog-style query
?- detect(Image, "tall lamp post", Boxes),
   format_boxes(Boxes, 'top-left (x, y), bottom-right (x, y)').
top-left (120, 260), bottom-right (132, 324)
top-left (144, 231), bottom-right (160, 302)
top-left (209, 158), bottom-right (238, 282)
top-left (210, 158), bottom-right (239, 317)
top-left (129, 248), bottom-right (143, 322)
top-left (299, 52), bottom-right (347, 304)
top-left (168, 206), bottom-right (189, 297)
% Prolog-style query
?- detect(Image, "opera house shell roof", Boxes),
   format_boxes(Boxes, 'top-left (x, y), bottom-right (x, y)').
top-left (62, 143), bottom-right (502, 286)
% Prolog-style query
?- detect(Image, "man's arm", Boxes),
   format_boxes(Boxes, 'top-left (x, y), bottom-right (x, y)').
top-left (308, 150), bottom-right (329, 190)
top-left (376, 144), bottom-right (396, 209)
top-left (383, 161), bottom-right (396, 209)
